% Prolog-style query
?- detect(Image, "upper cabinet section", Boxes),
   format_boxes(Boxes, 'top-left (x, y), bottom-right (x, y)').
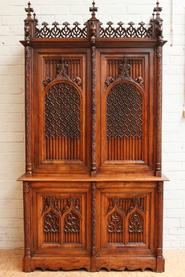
top-left (22, 1), bottom-right (166, 177)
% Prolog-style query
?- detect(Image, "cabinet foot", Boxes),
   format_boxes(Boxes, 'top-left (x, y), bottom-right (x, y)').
top-left (156, 256), bottom-right (165, 273)
top-left (23, 256), bottom-right (33, 272)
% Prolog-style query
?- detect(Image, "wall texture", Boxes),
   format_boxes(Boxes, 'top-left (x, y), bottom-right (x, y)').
top-left (0, 0), bottom-right (184, 249)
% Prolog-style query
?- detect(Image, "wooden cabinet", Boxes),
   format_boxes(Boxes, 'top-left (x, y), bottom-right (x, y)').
top-left (19, 1), bottom-right (167, 272)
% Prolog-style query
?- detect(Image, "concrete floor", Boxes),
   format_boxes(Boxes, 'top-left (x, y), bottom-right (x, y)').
top-left (0, 249), bottom-right (184, 277)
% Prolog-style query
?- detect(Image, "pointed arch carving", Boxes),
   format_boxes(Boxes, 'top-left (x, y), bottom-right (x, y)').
top-left (126, 207), bottom-right (145, 244)
top-left (106, 199), bottom-right (125, 243)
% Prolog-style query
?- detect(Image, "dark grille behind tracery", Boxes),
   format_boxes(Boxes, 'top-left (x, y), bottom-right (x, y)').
top-left (106, 83), bottom-right (143, 161)
top-left (107, 83), bottom-right (142, 138)
top-left (45, 82), bottom-right (81, 160)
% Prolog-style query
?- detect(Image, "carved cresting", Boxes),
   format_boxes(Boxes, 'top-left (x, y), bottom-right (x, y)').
top-left (107, 198), bottom-right (145, 244)
top-left (24, 1), bottom-right (163, 42)
top-left (42, 196), bottom-right (81, 244)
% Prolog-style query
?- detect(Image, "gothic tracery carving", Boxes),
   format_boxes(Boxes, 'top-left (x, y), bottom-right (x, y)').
top-left (64, 212), bottom-right (80, 233)
top-left (107, 197), bottom-right (145, 243)
top-left (128, 212), bottom-right (144, 233)
top-left (44, 211), bottom-right (59, 233)
top-left (42, 196), bottom-right (81, 242)
top-left (108, 212), bottom-right (123, 233)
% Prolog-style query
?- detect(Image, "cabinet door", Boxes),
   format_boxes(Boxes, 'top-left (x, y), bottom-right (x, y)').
top-left (33, 48), bottom-right (91, 175)
top-left (96, 49), bottom-right (155, 174)
top-left (96, 182), bottom-right (155, 255)
top-left (31, 183), bottom-right (91, 256)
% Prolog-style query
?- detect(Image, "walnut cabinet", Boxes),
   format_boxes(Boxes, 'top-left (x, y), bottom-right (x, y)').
top-left (19, 1), bottom-right (167, 272)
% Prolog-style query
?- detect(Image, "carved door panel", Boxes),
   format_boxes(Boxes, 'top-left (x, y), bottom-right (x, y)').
top-left (33, 48), bottom-right (91, 174)
top-left (96, 49), bottom-right (155, 174)
top-left (96, 182), bottom-right (155, 255)
top-left (32, 183), bottom-right (91, 256)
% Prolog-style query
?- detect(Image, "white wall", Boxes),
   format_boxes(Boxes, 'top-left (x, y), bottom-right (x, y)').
top-left (0, 0), bottom-right (185, 249)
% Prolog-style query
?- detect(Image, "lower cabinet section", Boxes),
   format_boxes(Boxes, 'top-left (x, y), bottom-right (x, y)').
top-left (23, 180), bottom-right (164, 272)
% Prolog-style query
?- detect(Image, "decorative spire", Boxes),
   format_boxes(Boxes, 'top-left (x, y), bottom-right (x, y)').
top-left (25, 1), bottom-right (34, 19)
top-left (56, 58), bottom-right (69, 80)
top-left (153, 1), bottom-right (162, 19)
top-left (89, 1), bottom-right (98, 19)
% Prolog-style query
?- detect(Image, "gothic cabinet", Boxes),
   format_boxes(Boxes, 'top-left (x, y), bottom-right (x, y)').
top-left (19, 1), bottom-right (167, 272)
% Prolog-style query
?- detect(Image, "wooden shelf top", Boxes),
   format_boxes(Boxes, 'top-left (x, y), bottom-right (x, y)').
top-left (18, 174), bottom-right (169, 182)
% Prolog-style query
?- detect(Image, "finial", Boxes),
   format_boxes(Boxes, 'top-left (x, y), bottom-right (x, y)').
top-left (33, 13), bottom-right (38, 25)
top-left (119, 57), bottom-right (131, 79)
top-left (25, 1), bottom-right (34, 19)
top-left (89, 1), bottom-right (98, 19)
top-left (153, 1), bottom-right (162, 18)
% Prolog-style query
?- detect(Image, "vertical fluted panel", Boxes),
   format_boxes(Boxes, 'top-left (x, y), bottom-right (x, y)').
top-left (107, 137), bottom-right (142, 161)
top-left (46, 137), bottom-right (80, 160)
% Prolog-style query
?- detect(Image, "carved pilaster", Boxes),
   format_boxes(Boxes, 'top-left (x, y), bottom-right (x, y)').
top-left (157, 182), bottom-right (163, 256)
top-left (25, 46), bottom-right (33, 175)
top-left (23, 182), bottom-right (32, 271)
top-left (91, 182), bottom-right (96, 256)
top-left (156, 181), bottom-right (165, 272)
top-left (155, 44), bottom-right (162, 176)
top-left (91, 45), bottom-right (97, 175)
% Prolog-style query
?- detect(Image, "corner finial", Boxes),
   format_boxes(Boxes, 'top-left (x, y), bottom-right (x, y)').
top-left (153, 1), bottom-right (162, 18)
top-left (25, 1), bottom-right (34, 19)
top-left (89, 1), bottom-right (98, 19)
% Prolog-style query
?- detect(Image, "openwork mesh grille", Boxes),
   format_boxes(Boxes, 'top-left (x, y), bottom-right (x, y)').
top-left (106, 83), bottom-right (142, 138)
top-left (45, 83), bottom-right (80, 138)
